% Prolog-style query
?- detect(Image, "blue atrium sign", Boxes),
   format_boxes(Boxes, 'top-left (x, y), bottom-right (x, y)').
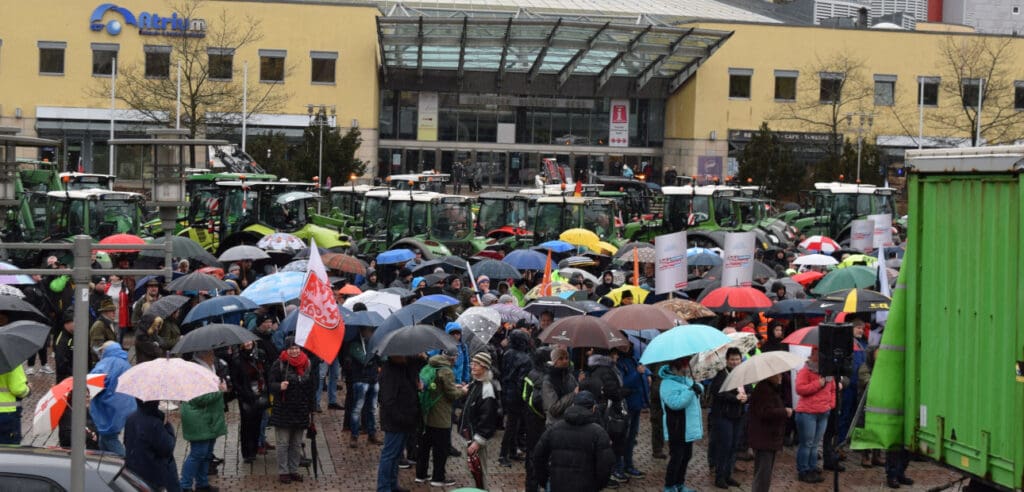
top-left (90, 3), bottom-right (206, 37)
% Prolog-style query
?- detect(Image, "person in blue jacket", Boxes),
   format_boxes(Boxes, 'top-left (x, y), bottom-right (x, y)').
top-left (124, 399), bottom-right (179, 492)
top-left (616, 346), bottom-right (650, 479)
top-left (89, 342), bottom-right (137, 457)
top-left (446, 322), bottom-right (471, 385)
top-left (659, 356), bottom-right (703, 492)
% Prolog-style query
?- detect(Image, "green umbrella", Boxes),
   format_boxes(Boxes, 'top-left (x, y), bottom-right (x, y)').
top-left (811, 265), bottom-right (877, 295)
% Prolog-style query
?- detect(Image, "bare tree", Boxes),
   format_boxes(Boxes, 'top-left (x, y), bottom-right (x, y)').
top-left (89, 0), bottom-right (289, 138)
top-left (929, 35), bottom-right (1024, 146)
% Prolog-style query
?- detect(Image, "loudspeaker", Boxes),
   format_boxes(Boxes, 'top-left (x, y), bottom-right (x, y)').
top-left (817, 322), bottom-right (853, 376)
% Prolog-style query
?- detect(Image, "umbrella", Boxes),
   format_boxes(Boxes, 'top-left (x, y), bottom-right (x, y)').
top-left (601, 304), bottom-right (684, 331)
top-left (791, 270), bottom-right (825, 287)
top-left (524, 298), bottom-right (585, 319)
top-left (418, 294), bottom-right (459, 306)
top-left (690, 332), bottom-right (760, 381)
top-left (557, 256), bottom-right (598, 269)
top-left (143, 294), bottom-right (190, 319)
top-left (141, 236), bottom-right (209, 259)
top-left (626, 247), bottom-right (657, 264)
top-left (373, 324), bottom-right (457, 356)
top-left (700, 286), bottom-right (773, 313)
top-left (0, 262), bottom-right (33, 285)
top-left (411, 256), bottom-right (468, 275)
top-left (321, 253), bottom-right (368, 275)
top-left (793, 254), bottom-right (839, 267)
top-left (370, 300), bottom-right (451, 350)
top-left (639, 324), bottom-right (731, 365)
top-left (380, 287), bottom-right (416, 299)
top-left (613, 242), bottom-right (653, 259)
top-left (603, 285), bottom-right (650, 306)
top-left (240, 271), bottom-right (306, 305)
top-left (799, 235), bottom-right (841, 254)
top-left (117, 357), bottom-right (221, 402)
top-left (166, 272), bottom-right (232, 293)
top-left (502, 250), bottom-right (552, 271)
top-left (456, 307), bottom-right (503, 343)
top-left (343, 291), bottom-right (403, 317)
top-left (593, 240), bottom-right (618, 256)
top-left (491, 303), bottom-right (539, 325)
top-left (343, 310), bottom-right (386, 341)
top-left (837, 254), bottom-right (878, 269)
top-left (538, 315), bottom-right (627, 349)
top-left (219, 245), bottom-right (271, 262)
top-left (292, 246), bottom-right (330, 260)
top-left (524, 282), bottom-right (577, 300)
top-left (0, 297), bottom-right (48, 323)
top-left (654, 299), bottom-right (715, 321)
top-left (0, 285), bottom-right (25, 298)
top-left (0, 320), bottom-right (52, 373)
top-left (720, 351), bottom-right (809, 392)
top-left (171, 323), bottom-right (260, 354)
top-left (559, 228), bottom-right (601, 251)
top-left (282, 260), bottom-right (308, 272)
top-left (182, 295), bottom-right (260, 325)
top-left (818, 288), bottom-right (891, 313)
top-left (471, 259), bottom-right (522, 281)
top-left (810, 265), bottom-right (878, 295)
top-left (533, 240), bottom-right (576, 254)
top-left (688, 252), bottom-right (723, 267)
top-left (337, 284), bottom-right (362, 296)
top-left (197, 267), bottom-right (224, 279)
top-left (705, 261), bottom-right (777, 281)
top-left (423, 273), bottom-right (450, 287)
top-left (764, 299), bottom-right (825, 319)
top-left (97, 233), bottom-right (146, 253)
top-left (571, 299), bottom-right (610, 316)
top-left (556, 268), bottom-right (599, 285)
top-left (377, 249), bottom-right (415, 265)
top-left (782, 325), bottom-right (866, 351)
top-left (32, 374), bottom-right (106, 434)
top-left (257, 232), bottom-right (306, 253)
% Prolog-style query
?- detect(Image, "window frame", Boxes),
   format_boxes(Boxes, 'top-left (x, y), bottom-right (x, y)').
top-left (774, 70), bottom-right (798, 102)
top-left (38, 41), bottom-right (67, 76)
top-left (961, 78), bottom-right (982, 108)
top-left (208, 47), bottom-right (234, 81)
top-left (258, 48), bottom-right (286, 84)
top-left (918, 76), bottom-right (940, 107)
top-left (819, 71), bottom-right (845, 104)
top-left (310, 50), bottom-right (338, 85)
top-left (873, 74), bottom-right (896, 107)
top-left (1014, 81), bottom-right (1024, 110)
top-left (727, 68), bottom-right (753, 100)
top-left (143, 45), bottom-right (171, 79)
top-left (91, 42), bottom-right (119, 78)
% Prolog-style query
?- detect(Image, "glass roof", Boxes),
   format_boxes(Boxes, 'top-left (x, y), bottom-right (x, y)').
top-left (378, 15), bottom-right (732, 95)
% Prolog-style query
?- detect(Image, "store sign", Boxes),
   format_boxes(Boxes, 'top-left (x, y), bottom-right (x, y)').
top-left (90, 3), bottom-right (207, 38)
top-left (457, 94), bottom-right (594, 109)
top-left (609, 99), bottom-right (629, 147)
top-left (417, 92), bottom-right (439, 142)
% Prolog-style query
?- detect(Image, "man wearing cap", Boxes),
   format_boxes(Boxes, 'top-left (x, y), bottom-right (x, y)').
top-left (89, 299), bottom-right (119, 352)
top-left (460, 352), bottom-right (499, 488)
top-left (390, 268), bottom-right (413, 290)
top-left (131, 278), bottom-right (163, 329)
top-left (534, 390), bottom-right (615, 492)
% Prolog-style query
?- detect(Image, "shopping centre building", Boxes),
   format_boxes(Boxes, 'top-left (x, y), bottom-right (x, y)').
top-left (2, 0), bottom-right (1023, 185)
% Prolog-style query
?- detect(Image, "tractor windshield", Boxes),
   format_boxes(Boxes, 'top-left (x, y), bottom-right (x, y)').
top-left (330, 191), bottom-right (357, 216)
top-left (476, 198), bottom-right (506, 232)
top-left (261, 192), bottom-right (312, 232)
top-left (872, 193), bottom-right (895, 215)
top-left (431, 201), bottom-right (472, 240)
top-left (220, 188), bottom-right (257, 237)
top-left (534, 202), bottom-right (578, 242)
top-left (56, 198), bottom-right (141, 237)
top-left (363, 196), bottom-right (388, 232)
top-left (583, 202), bottom-right (616, 240)
top-left (665, 195), bottom-right (711, 230)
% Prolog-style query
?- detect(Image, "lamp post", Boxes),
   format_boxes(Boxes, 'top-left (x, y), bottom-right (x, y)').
top-left (845, 112), bottom-right (874, 183)
top-left (308, 104), bottom-right (336, 213)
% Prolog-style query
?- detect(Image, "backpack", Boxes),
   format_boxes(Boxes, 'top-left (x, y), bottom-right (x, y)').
top-left (418, 364), bottom-right (441, 422)
top-left (522, 374), bottom-right (543, 418)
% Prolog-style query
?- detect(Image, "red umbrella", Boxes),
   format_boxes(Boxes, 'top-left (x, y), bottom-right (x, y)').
top-left (32, 374), bottom-right (106, 433)
top-left (197, 266), bottom-right (224, 279)
top-left (791, 270), bottom-right (824, 287)
top-left (782, 325), bottom-right (864, 351)
top-left (97, 233), bottom-right (146, 253)
top-left (700, 286), bottom-right (773, 313)
top-left (337, 284), bottom-right (362, 296)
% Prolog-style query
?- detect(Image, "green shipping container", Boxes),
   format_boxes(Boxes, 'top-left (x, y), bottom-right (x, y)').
top-left (892, 147), bottom-right (1024, 490)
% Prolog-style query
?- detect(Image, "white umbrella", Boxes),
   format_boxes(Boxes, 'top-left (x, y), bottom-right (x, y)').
top-left (117, 358), bottom-right (220, 402)
top-left (343, 291), bottom-right (402, 317)
top-left (689, 332), bottom-right (759, 381)
top-left (793, 254), bottom-right (839, 266)
top-left (219, 245), bottom-right (271, 262)
top-left (720, 351), bottom-right (808, 392)
top-left (456, 307), bottom-right (503, 342)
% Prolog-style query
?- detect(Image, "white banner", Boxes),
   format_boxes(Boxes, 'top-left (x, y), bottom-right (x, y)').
top-left (721, 231), bottom-right (756, 287)
top-left (417, 92), bottom-right (438, 141)
top-left (609, 99), bottom-right (629, 147)
top-left (868, 213), bottom-right (893, 248)
top-left (655, 231), bottom-right (688, 294)
top-left (849, 219), bottom-right (875, 252)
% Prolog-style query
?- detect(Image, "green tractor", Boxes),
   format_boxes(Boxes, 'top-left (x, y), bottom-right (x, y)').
top-left (532, 195), bottom-right (623, 248)
top-left (314, 184), bottom-right (385, 239)
top-left (785, 182), bottom-right (897, 244)
top-left (356, 189), bottom-right (486, 259)
top-left (474, 191), bottom-right (537, 251)
top-left (144, 171), bottom-right (278, 237)
top-left (660, 185), bottom-right (782, 250)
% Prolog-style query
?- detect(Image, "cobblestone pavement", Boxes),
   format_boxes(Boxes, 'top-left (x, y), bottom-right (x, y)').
top-left (19, 361), bottom-right (963, 491)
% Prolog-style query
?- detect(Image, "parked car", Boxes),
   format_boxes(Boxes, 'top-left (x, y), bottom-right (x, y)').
top-left (0, 447), bottom-right (151, 491)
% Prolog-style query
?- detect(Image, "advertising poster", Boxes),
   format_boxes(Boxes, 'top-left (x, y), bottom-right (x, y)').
top-left (849, 219), bottom-right (875, 253)
top-left (655, 231), bottom-right (688, 294)
top-left (417, 92), bottom-right (438, 141)
top-left (609, 99), bottom-right (629, 147)
top-left (868, 213), bottom-right (893, 248)
top-left (721, 231), bottom-right (756, 287)
top-left (698, 156), bottom-right (723, 182)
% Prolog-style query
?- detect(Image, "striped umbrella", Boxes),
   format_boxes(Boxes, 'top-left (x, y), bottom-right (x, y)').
top-left (799, 235), bottom-right (841, 254)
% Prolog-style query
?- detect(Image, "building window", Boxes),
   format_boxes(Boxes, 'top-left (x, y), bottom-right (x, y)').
top-left (819, 72), bottom-right (844, 103)
top-left (962, 78), bottom-right (982, 107)
top-left (1014, 6), bottom-right (1020, 14)
top-left (310, 51), bottom-right (337, 84)
top-left (728, 68), bottom-right (753, 99)
top-left (208, 48), bottom-right (233, 80)
top-left (918, 77), bottom-right (939, 106)
top-left (874, 74), bottom-right (896, 106)
top-left (38, 41), bottom-right (66, 75)
top-left (774, 70), bottom-right (798, 101)
top-left (144, 45), bottom-right (171, 78)
top-left (91, 43), bottom-right (119, 77)
top-left (1015, 82), bottom-right (1024, 110)
top-left (259, 49), bottom-right (286, 83)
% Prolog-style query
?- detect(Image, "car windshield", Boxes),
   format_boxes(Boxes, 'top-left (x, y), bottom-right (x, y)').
top-left (583, 202), bottom-right (615, 240)
top-left (432, 201), bottom-right (472, 240)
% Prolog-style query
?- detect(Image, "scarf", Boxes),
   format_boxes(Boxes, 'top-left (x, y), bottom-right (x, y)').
top-left (279, 350), bottom-right (309, 376)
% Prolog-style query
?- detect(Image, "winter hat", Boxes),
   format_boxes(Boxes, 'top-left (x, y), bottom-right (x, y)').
top-left (482, 293), bottom-right (498, 306)
top-left (476, 275), bottom-right (490, 285)
top-left (573, 390), bottom-right (597, 409)
top-left (550, 346), bottom-right (569, 363)
top-left (63, 307), bottom-right (75, 323)
top-left (471, 351), bottom-right (492, 369)
top-left (498, 294), bottom-right (515, 304)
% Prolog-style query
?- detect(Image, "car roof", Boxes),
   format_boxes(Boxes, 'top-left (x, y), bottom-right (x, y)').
top-left (0, 446), bottom-right (129, 491)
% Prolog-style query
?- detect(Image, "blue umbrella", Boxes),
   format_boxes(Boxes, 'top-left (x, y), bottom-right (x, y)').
top-left (240, 271), bottom-right (306, 305)
top-left (502, 250), bottom-right (552, 271)
top-left (417, 294), bottom-right (459, 306)
top-left (533, 240), bottom-right (575, 254)
top-left (639, 324), bottom-right (731, 365)
top-left (182, 295), bottom-right (260, 325)
top-left (377, 249), bottom-right (415, 265)
top-left (688, 252), bottom-right (723, 267)
top-left (343, 310), bottom-right (386, 341)
top-left (369, 300), bottom-right (450, 351)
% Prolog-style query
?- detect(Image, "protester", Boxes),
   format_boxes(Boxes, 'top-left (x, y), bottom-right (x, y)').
top-left (498, 330), bottom-right (532, 467)
top-left (446, 322), bottom-right (471, 385)
top-left (348, 326), bottom-right (381, 447)
top-left (230, 340), bottom-right (268, 464)
top-left (542, 346), bottom-right (577, 426)
top-left (22, 274), bottom-right (57, 375)
top-left (523, 346), bottom-right (551, 492)
top-left (180, 350), bottom-right (228, 492)
top-left (134, 315), bottom-right (167, 363)
top-left (460, 352), bottom-right (499, 489)
top-left (747, 371), bottom-right (792, 492)
top-left (0, 363), bottom-right (28, 444)
top-left (131, 278), bottom-right (162, 328)
top-left (268, 337), bottom-right (317, 484)
top-left (660, 356), bottom-right (703, 492)
top-left (533, 390), bottom-right (616, 492)
top-left (581, 349), bottom-right (628, 484)
top-left (88, 299), bottom-right (118, 351)
top-left (794, 347), bottom-right (835, 484)
top-left (416, 351), bottom-right (467, 487)
top-left (708, 347), bottom-right (749, 489)
top-left (88, 341), bottom-right (136, 456)
top-left (124, 399), bottom-right (179, 492)
top-left (616, 346), bottom-right (649, 479)
top-left (359, 268), bottom-right (384, 291)
top-left (377, 355), bottom-right (419, 492)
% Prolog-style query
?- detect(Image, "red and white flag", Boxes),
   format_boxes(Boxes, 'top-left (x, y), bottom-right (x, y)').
top-left (296, 238), bottom-right (345, 362)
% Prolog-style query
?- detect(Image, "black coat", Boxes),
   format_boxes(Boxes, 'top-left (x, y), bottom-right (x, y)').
top-left (709, 368), bottom-right (750, 421)
top-left (460, 378), bottom-right (498, 445)
top-left (53, 328), bottom-right (75, 382)
top-left (500, 333), bottom-right (533, 409)
top-left (124, 402), bottom-right (178, 491)
top-left (582, 357), bottom-right (627, 416)
top-left (533, 404), bottom-right (615, 492)
top-left (379, 360), bottom-right (420, 433)
top-left (747, 380), bottom-right (789, 451)
top-left (230, 349), bottom-right (267, 415)
top-left (267, 356), bottom-right (316, 429)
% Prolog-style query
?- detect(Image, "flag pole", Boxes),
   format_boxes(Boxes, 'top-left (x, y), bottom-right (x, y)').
top-left (109, 56), bottom-right (116, 175)
top-left (242, 61), bottom-right (248, 152)
top-left (176, 60), bottom-right (182, 130)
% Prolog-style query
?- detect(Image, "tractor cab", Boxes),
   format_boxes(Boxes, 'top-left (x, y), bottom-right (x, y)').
top-left (42, 189), bottom-right (146, 240)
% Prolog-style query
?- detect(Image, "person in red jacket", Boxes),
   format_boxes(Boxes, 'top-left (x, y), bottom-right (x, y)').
top-left (794, 348), bottom-right (836, 484)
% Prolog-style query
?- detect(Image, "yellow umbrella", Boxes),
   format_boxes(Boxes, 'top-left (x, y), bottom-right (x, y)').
top-left (602, 285), bottom-right (649, 306)
top-left (593, 241), bottom-right (619, 255)
top-left (560, 228), bottom-right (601, 251)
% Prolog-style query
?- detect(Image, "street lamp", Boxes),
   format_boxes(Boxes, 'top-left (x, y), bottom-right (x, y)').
top-left (308, 104), bottom-right (336, 212)
top-left (845, 112), bottom-right (874, 183)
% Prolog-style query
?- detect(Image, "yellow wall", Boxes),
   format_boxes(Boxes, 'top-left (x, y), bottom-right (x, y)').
top-left (0, 0), bottom-right (380, 129)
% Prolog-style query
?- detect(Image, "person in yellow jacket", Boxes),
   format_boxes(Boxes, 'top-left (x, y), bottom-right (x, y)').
top-left (0, 365), bottom-right (30, 444)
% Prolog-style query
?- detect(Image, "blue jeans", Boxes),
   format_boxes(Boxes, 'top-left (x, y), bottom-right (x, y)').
top-left (98, 433), bottom-right (125, 457)
top-left (617, 408), bottom-right (642, 471)
top-left (795, 412), bottom-right (829, 474)
top-left (376, 431), bottom-right (407, 492)
top-left (712, 415), bottom-right (742, 481)
top-left (350, 382), bottom-right (378, 437)
top-left (316, 358), bottom-right (341, 406)
top-left (0, 408), bottom-right (22, 445)
top-left (180, 439), bottom-right (214, 490)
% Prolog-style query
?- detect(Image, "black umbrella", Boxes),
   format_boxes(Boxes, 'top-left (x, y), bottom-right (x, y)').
top-left (170, 323), bottom-right (259, 354)
top-left (470, 259), bottom-right (521, 281)
top-left (166, 272), bottom-right (232, 293)
top-left (141, 236), bottom-right (221, 267)
top-left (0, 320), bottom-right (51, 373)
top-left (411, 256), bottom-right (468, 276)
top-left (0, 296), bottom-right (48, 323)
top-left (292, 246), bottom-right (329, 260)
top-left (373, 324), bottom-right (457, 357)
top-left (144, 295), bottom-right (190, 319)
top-left (818, 288), bottom-right (891, 313)
top-left (523, 297), bottom-right (585, 319)
top-left (764, 299), bottom-right (826, 319)
top-left (380, 287), bottom-right (416, 299)
top-left (369, 300), bottom-right (451, 350)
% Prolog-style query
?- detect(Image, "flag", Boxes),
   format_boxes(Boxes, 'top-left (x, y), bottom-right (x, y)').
top-left (296, 238), bottom-right (345, 362)
top-left (541, 249), bottom-right (553, 296)
top-left (875, 244), bottom-right (890, 326)
top-left (686, 199), bottom-right (696, 226)
top-left (573, 180), bottom-right (582, 197)
top-left (632, 247), bottom-right (640, 287)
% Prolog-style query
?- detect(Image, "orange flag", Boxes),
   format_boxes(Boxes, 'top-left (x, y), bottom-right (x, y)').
top-left (633, 247), bottom-right (640, 287)
top-left (542, 249), bottom-right (553, 296)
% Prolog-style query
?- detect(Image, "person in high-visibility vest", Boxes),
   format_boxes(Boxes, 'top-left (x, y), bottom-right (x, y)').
top-left (0, 365), bottom-right (30, 444)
